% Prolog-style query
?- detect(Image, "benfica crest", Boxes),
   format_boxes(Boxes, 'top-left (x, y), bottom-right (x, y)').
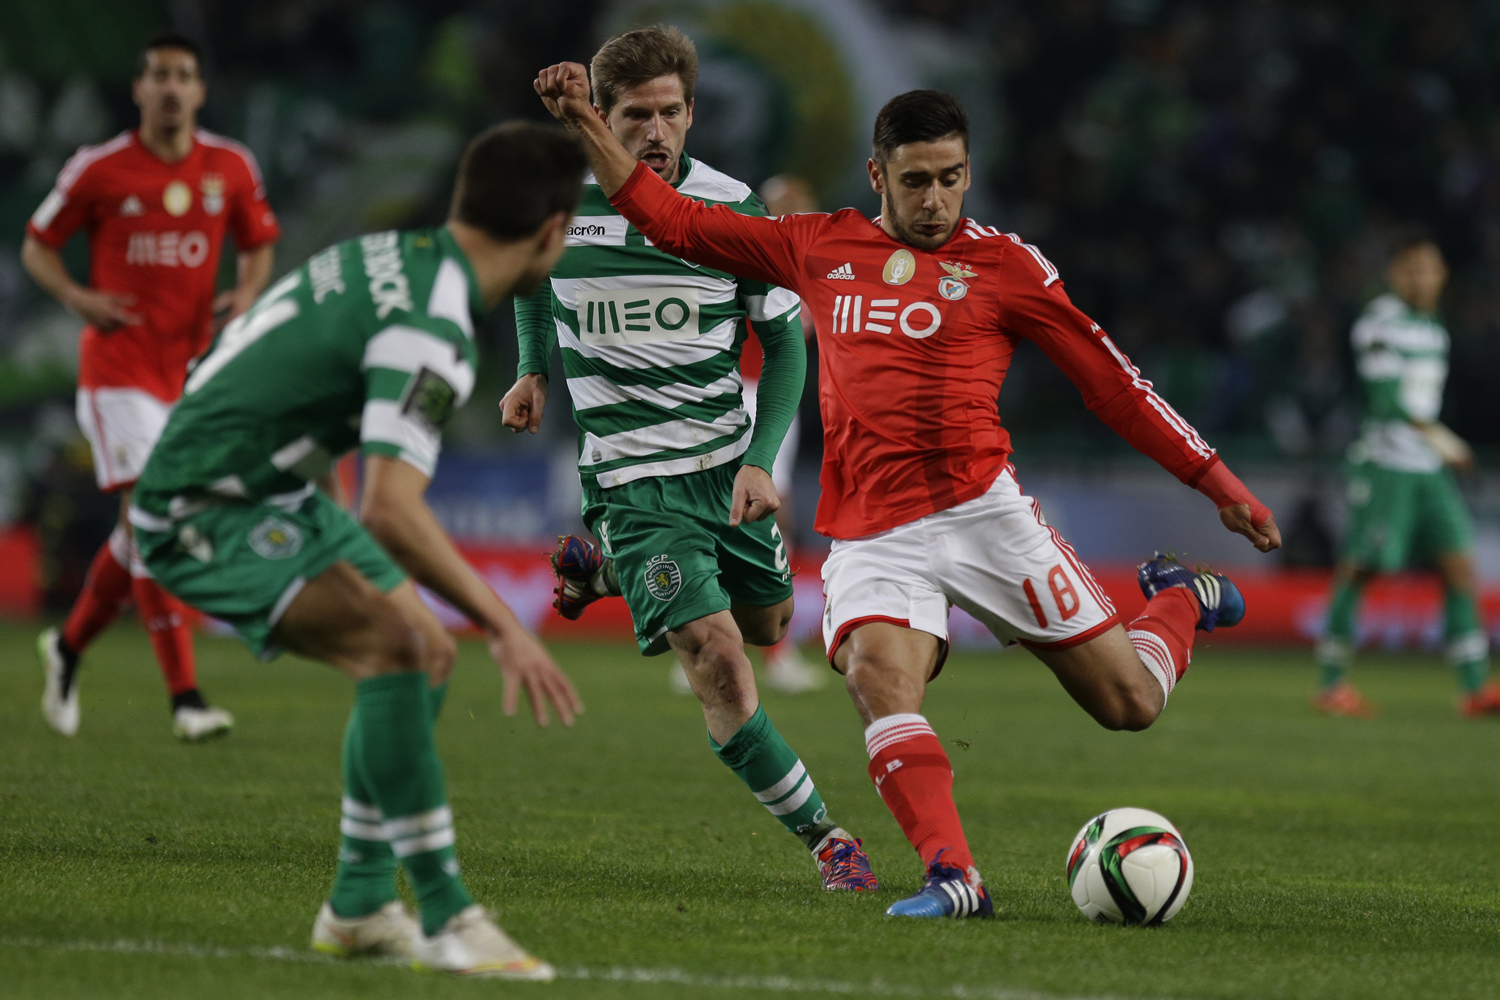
top-left (938, 261), bottom-right (975, 301)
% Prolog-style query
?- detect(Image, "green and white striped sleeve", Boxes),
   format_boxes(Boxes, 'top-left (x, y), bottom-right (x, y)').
top-left (360, 322), bottom-right (476, 477)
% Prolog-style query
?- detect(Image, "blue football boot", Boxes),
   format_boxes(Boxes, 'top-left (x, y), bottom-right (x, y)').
top-left (1136, 553), bottom-right (1245, 631)
top-left (550, 535), bottom-right (606, 621)
top-left (885, 852), bottom-right (992, 919)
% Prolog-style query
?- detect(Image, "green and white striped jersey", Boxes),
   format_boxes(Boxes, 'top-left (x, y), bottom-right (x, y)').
top-left (134, 227), bottom-right (480, 519)
top-left (516, 154), bottom-right (802, 490)
top-left (1349, 292), bottom-right (1449, 473)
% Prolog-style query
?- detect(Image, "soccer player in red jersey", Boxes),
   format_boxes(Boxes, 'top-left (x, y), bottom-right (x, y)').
top-left (22, 33), bottom-right (281, 740)
top-left (538, 66), bottom-right (1281, 917)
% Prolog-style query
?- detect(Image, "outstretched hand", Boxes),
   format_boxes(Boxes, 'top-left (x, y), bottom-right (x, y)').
top-left (488, 627), bottom-right (583, 728)
top-left (500, 373), bottom-right (548, 434)
top-left (535, 62), bottom-right (598, 128)
top-left (729, 465), bottom-right (779, 527)
top-left (1219, 503), bottom-right (1281, 553)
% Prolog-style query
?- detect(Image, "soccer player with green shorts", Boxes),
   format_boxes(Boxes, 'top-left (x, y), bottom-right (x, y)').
top-left (1316, 235), bottom-right (1500, 717)
top-left (501, 26), bottom-right (877, 892)
top-left (129, 123), bottom-right (587, 977)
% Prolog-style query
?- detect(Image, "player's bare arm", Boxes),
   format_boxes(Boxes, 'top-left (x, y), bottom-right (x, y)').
top-left (20, 235), bottom-right (141, 329)
top-left (213, 243), bottom-right (275, 324)
top-left (499, 372), bottom-right (548, 434)
top-left (535, 62), bottom-right (640, 196)
top-left (361, 454), bottom-right (582, 727)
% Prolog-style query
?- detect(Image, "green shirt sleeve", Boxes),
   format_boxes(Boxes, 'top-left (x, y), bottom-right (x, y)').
top-left (741, 305), bottom-right (807, 473)
top-left (514, 284), bottom-right (557, 378)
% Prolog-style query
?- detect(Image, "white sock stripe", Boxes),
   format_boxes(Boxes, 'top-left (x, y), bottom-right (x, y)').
top-left (753, 761), bottom-right (808, 803)
top-left (864, 713), bottom-right (934, 759)
top-left (1128, 629), bottom-right (1176, 700)
top-left (390, 826), bottom-right (456, 858)
top-left (764, 777), bottom-right (816, 816)
top-left (381, 805), bottom-right (453, 839)
top-left (1316, 637), bottom-right (1352, 666)
top-left (341, 797), bottom-right (381, 822)
top-left (1447, 631), bottom-right (1489, 664)
top-left (339, 817), bottom-right (388, 842)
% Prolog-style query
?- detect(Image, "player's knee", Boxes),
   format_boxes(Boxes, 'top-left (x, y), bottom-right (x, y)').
top-left (686, 637), bottom-right (754, 708)
top-left (1096, 684), bottom-right (1160, 732)
top-left (366, 615), bottom-right (425, 677)
top-left (741, 614), bottom-right (789, 648)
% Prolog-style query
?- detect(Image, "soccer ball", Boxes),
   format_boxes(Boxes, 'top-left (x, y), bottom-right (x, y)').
top-left (1065, 807), bottom-right (1193, 925)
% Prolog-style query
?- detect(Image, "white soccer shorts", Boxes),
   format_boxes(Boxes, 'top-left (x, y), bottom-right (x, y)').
top-left (741, 378), bottom-right (800, 495)
top-left (821, 467), bottom-right (1119, 675)
top-left (76, 387), bottom-right (172, 491)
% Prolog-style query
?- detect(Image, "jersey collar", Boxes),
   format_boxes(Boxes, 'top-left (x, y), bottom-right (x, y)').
top-left (670, 152), bottom-right (693, 188)
top-left (434, 226), bottom-right (487, 322)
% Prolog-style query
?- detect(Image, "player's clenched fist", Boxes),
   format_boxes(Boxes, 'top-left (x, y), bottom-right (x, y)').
top-left (500, 373), bottom-right (549, 434)
top-left (534, 62), bottom-right (596, 126)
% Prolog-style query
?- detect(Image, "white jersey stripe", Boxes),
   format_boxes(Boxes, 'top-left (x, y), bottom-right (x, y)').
top-left (55, 131), bottom-right (134, 195)
top-left (1093, 328), bottom-right (1213, 459)
top-left (567, 371), bottom-right (742, 412)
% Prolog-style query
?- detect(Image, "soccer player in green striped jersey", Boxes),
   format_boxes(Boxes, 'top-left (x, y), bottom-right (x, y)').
top-left (130, 124), bottom-right (586, 977)
top-left (502, 26), bottom-right (878, 892)
top-left (1316, 235), bottom-right (1500, 718)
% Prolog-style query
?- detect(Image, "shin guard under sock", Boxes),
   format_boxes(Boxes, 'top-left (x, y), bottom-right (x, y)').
top-left (1318, 580), bottom-right (1363, 689)
top-left (711, 705), bottom-right (835, 849)
top-left (130, 575), bottom-right (198, 698)
top-left (330, 680), bottom-right (455, 920)
top-left (864, 714), bottom-right (976, 877)
top-left (353, 673), bottom-right (472, 935)
top-left (61, 526), bottom-right (133, 654)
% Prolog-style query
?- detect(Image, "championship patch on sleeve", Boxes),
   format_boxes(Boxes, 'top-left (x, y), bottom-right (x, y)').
top-left (400, 367), bottom-right (458, 433)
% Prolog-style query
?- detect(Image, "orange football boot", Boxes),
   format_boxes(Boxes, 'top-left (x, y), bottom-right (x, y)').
top-left (1312, 682), bottom-right (1378, 718)
top-left (1459, 682), bottom-right (1500, 717)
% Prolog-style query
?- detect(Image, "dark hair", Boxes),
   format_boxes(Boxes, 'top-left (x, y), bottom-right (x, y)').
top-left (871, 90), bottom-right (970, 163)
top-left (136, 31), bottom-right (204, 78)
top-left (449, 122), bottom-right (587, 241)
top-left (590, 25), bottom-right (699, 116)
top-left (1389, 225), bottom-right (1440, 262)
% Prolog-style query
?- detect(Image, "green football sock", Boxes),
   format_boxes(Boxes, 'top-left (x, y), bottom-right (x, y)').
top-left (352, 673), bottom-right (472, 935)
top-left (1318, 580), bottom-right (1363, 689)
top-left (329, 680), bottom-right (454, 919)
top-left (1444, 590), bottom-right (1490, 693)
top-left (710, 705), bottom-right (837, 850)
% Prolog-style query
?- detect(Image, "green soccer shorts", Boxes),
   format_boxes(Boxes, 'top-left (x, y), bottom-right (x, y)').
top-left (581, 462), bottom-right (794, 655)
top-left (132, 489), bottom-right (406, 660)
top-left (1342, 462), bottom-right (1474, 572)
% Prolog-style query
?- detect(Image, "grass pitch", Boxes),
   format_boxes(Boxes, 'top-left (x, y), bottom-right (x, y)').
top-left (2, 622), bottom-right (1499, 1000)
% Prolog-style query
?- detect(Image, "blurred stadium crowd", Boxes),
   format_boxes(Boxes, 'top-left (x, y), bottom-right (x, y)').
top-left (3, 0), bottom-right (1500, 594)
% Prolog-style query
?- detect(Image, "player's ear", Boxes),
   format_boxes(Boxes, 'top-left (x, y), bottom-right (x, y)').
top-left (867, 158), bottom-right (885, 195)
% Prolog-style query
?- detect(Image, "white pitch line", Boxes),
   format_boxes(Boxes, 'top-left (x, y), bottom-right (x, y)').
top-left (0, 936), bottom-right (1176, 1000)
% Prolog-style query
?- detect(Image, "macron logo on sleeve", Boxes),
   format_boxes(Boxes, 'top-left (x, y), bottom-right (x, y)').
top-left (826, 263), bottom-right (856, 280)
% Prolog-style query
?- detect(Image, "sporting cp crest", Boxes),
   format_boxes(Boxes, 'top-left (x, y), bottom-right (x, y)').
top-left (644, 554), bottom-right (682, 601)
top-left (248, 516), bottom-right (303, 560)
top-left (938, 261), bottom-right (975, 301)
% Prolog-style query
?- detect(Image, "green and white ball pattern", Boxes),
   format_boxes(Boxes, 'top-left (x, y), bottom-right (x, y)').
top-left (1066, 807), bottom-right (1194, 925)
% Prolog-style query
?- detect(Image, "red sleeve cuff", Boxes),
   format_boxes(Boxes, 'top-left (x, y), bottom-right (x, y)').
top-left (25, 223), bottom-right (68, 250)
top-left (1193, 456), bottom-right (1273, 528)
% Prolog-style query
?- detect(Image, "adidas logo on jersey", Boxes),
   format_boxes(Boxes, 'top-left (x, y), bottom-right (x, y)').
top-left (826, 263), bottom-right (856, 280)
top-left (120, 195), bottom-right (144, 217)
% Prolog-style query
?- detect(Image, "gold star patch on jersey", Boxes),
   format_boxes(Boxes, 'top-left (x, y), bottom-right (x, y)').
top-left (938, 261), bottom-right (975, 301)
top-left (163, 180), bottom-right (192, 217)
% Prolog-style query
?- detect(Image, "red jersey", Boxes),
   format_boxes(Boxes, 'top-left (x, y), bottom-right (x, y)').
top-left (612, 162), bottom-right (1219, 539)
top-left (27, 128), bottom-right (281, 403)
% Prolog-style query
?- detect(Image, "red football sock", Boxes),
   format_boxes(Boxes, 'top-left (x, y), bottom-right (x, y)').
top-left (61, 526), bottom-right (134, 654)
top-left (865, 714), bottom-right (977, 878)
top-left (131, 574), bottom-right (198, 697)
top-left (1126, 586), bottom-right (1199, 703)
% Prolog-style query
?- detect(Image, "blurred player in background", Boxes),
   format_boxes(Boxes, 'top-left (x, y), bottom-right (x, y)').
top-left (670, 173), bottom-right (824, 696)
top-left (130, 124), bottom-right (584, 977)
top-left (504, 27), bottom-right (878, 893)
top-left (1314, 235), bottom-right (1500, 717)
top-left (22, 32), bottom-right (280, 740)
top-left (540, 71), bottom-right (1282, 918)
